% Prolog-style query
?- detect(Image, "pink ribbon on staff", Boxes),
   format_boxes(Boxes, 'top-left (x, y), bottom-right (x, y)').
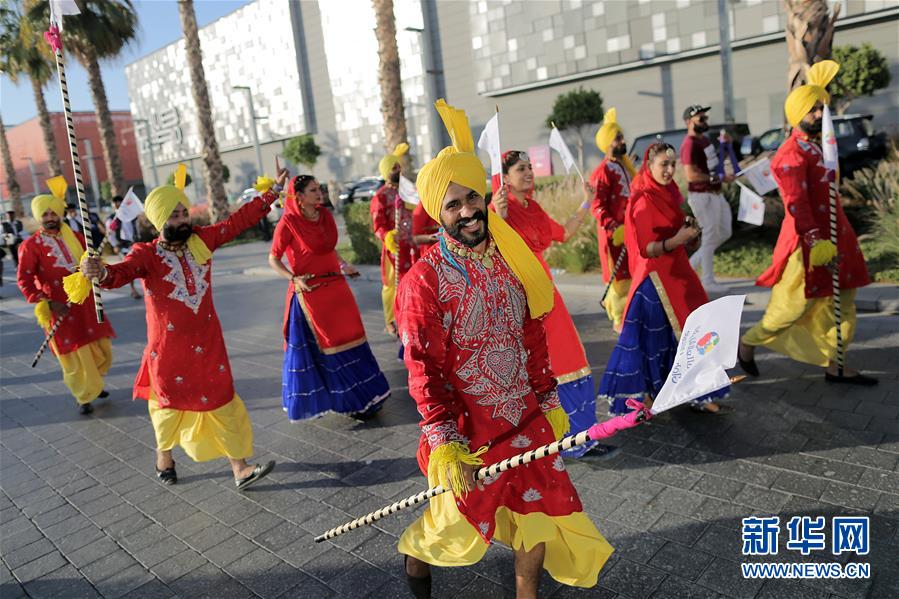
top-left (44, 24), bottom-right (62, 52)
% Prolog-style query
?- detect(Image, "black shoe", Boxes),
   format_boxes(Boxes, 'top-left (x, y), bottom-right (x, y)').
top-left (235, 460), bottom-right (275, 491)
top-left (98, 390), bottom-right (109, 398)
top-left (155, 463), bottom-right (177, 485)
top-left (404, 555), bottom-right (432, 599)
top-left (738, 353), bottom-right (759, 377)
top-left (78, 402), bottom-right (94, 416)
top-left (825, 372), bottom-right (878, 386)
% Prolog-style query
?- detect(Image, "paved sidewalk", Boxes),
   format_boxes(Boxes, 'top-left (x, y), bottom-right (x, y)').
top-left (1, 240), bottom-right (897, 598)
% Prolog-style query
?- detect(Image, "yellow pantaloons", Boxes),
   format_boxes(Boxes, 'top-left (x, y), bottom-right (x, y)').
top-left (604, 267), bottom-right (631, 333)
top-left (54, 338), bottom-right (112, 404)
top-left (382, 257), bottom-right (397, 328)
top-left (398, 471), bottom-right (613, 588)
top-left (742, 249), bottom-right (857, 367)
top-left (148, 393), bottom-right (254, 462)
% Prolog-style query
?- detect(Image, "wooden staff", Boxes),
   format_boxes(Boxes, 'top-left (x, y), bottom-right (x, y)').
top-left (44, 24), bottom-right (104, 323)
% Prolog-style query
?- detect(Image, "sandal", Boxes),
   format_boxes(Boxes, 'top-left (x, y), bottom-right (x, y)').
top-left (235, 460), bottom-right (276, 491)
top-left (155, 462), bottom-right (177, 485)
top-left (404, 555), bottom-right (432, 599)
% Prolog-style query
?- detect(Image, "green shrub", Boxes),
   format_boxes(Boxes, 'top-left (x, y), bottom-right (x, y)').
top-left (342, 202), bottom-right (381, 265)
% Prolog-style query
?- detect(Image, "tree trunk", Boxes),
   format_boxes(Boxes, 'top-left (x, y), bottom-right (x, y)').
top-left (82, 50), bottom-right (126, 198)
top-left (31, 77), bottom-right (62, 178)
top-left (784, 0), bottom-right (840, 93)
top-left (575, 129), bottom-right (585, 173)
top-left (178, 0), bottom-right (228, 221)
top-left (372, 0), bottom-right (412, 172)
top-left (0, 116), bottom-right (22, 215)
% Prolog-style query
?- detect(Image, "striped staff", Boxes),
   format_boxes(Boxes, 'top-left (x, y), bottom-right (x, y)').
top-left (314, 405), bottom-right (651, 543)
top-left (600, 248), bottom-right (627, 308)
top-left (822, 105), bottom-right (844, 375)
top-left (44, 22), bottom-right (105, 324)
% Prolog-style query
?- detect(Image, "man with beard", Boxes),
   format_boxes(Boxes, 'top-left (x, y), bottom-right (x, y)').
top-left (77, 165), bottom-right (281, 488)
top-left (17, 177), bottom-right (115, 415)
top-left (739, 61), bottom-right (876, 385)
top-left (679, 105), bottom-right (733, 294)
top-left (371, 143), bottom-right (417, 336)
top-left (396, 100), bottom-right (617, 598)
top-left (591, 108), bottom-right (637, 331)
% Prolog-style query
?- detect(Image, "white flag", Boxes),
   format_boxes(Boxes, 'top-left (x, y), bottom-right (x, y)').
top-left (736, 182), bottom-right (765, 226)
top-left (821, 105), bottom-right (839, 174)
top-left (549, 127), bottom-right (580, 179)
top-left (651, 295), bottom-right (746, 415)
top-left (49, 0), bottom-right (80, 30)
top-left (742, 158), bottom-right (778, 195)
top-left (477, 113), bottom-right (502, 193)
top-left (116, 187), bottom-right (144, 223)
top-left (397, 175), bottom-right (420, 206)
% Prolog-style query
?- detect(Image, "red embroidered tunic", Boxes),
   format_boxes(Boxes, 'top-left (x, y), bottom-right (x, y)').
top-left (271, 207), bottom-right (365, 351)
top-left (370, 184), bottom-right (417, 284)
top-left (492, 194), bottom-right (589, 380)
top-left (757, 129), bottom-right (870, 297)
top-left (100, 199), bottom-right (269, 412)
top-left (397, 234), bottom-right (585, 542)
top-left (624, 175), bottom-right (708, 332)
top-left (590, 158), bottom-right (632, 282)
top-left (17, 231), bottom-right (115, 355)
top-left (412, 202), bottom-right (439, 258)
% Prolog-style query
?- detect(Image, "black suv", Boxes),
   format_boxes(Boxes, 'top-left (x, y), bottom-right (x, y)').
top-left (630, 123), bottom-right (752, 167)
top-left (740, 114), bottom-right (887, 178)
top-left (338, 177), bottom-right (385, 204)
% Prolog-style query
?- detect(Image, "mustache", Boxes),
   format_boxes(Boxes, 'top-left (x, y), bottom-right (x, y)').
top-left (456, 211), bottom-right (487, 228)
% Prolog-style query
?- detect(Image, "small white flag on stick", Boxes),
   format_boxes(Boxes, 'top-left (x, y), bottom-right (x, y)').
top-left (549, 126), bottom-right (584, 183)
top-left (736, 182), bottom-right (765, 226)
top-left (651, 295), bottom-right (746, 415)
top-left (477, 111), bottom-right (503, 194)
top-left (49, 0), bottom-right (80, 30)
top-left (115, 187), bottom-right (144, 222)
top-left (740, 158), bottom-right (778, 195)
top-left (822, 105), bottom-right (839, 175)
top-left (398, 175), bottom-right (420, 206)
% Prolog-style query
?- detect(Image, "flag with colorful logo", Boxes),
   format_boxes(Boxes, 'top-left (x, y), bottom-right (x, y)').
top-left (477, 112), bottom-right (503, 194)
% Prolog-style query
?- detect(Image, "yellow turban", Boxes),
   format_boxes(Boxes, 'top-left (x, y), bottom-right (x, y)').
top-left (784, 60), bottom-right (840, 128)
top-left (378, 143), bottom-right (409, 181)
top-left (594, 108), bottom-right (636, 176)
top-left (144, 164), bottom-right (212, 265)
top-left (418, 99), bottom-right (553, 318)
top-left (31, 177), bottom-right (84, 264)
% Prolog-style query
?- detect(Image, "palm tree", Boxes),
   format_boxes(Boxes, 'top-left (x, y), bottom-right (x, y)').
top-left (3, 2), bottom-right (62, 178)
top-left (785, 0), bottom-right (840, 92)
top-left (27, 0), bottom-right (137, 198)
top-left (0, 115), bottom-right (23, 215)
top-left (371, 0), bottom-right (411, 172)
top-left (177, 0), bottom-right (227, 221)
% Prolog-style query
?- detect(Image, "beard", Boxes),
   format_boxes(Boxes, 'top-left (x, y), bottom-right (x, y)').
top-left (443, 210), bottom-right (487, 248)
top-left (613, 143), bottom-right (628, 157)
top-left (799, 118), bottom-right (822, 135)
top-left (389, 171), bottom-right (400, 184)
top-left (163, 223), bottom-right (192, 242)
top-left (42, 219), bottom-right (61, 232)
top-left (693, 122), bottom-right (710, 134)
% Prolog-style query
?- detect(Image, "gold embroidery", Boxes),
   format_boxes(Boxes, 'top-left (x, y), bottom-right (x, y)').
top-left (649, 272), bottom-right (682, 338)
top-left (555, 366), bottom-right (592, 385)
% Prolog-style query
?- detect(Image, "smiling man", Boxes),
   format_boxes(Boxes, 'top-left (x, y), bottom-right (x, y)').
top-left (395, 100), bottom-right (613, 599)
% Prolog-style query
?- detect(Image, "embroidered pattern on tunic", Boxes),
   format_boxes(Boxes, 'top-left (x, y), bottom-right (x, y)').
top-left (40, 233), bottom-right (77, 272)
top-left (422, 420), bottom-right (467, 448)
top-left (157, 244), bottom-right (210, 314)
top-left (607, 161), bottom-right (631, 197)
top-left (510, 434), bottom-right (532, 449)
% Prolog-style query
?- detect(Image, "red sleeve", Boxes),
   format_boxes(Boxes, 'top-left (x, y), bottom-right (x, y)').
top-left (535, 203), bottom-right (565, 243)
top-left (196, 198), bottom-right (268, 252)
top-left (680, 136), bottom-right (695, 166)
top-left (591, 164), bottom-right (618, 230)
top-left (523, 313), bottom-right (560, 411)
top-left (631, 196), bottom-right (657, 259)
top-left (370, 190), bottom-right (390, 241)
top-left (773, 147), bottom-right (818, 241)
top-left (16, 240), bottom-right (45, 303)
top-left (397, 265), bottom-right (466, 450)
top-left (412, 203), bottom-right (432, 235)
top-left (101, 242), bottom-right (154, 289)
top-left (270, 219), bottom-right (290, 259)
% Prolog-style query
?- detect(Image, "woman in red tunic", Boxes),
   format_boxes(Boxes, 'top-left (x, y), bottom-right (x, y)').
top-left (598, 142), bottom-right (731, 414)
top-left (269, 175), bottom-right (390, 420)
top-left (490, 150), bottom-right (608, 458)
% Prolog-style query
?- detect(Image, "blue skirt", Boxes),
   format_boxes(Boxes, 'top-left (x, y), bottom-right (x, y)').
top-left (558, 374), bottom-right (598, 458)
top-left (282, 296), bottom-right (390, 421)
top-left (598, 278), bottom-right (728, 416)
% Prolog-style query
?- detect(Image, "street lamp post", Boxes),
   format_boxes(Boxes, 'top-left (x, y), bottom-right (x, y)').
top-left (718, 0), bottom-right (735, 124)
top-left (133, 117), bottom-right (160, 188)
top-left (233, 86), bottom-right (263, 178)
top-left (404, 26), bottom-right (445, 154)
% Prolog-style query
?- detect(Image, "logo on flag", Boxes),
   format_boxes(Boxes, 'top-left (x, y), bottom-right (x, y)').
top-left (696, 331), bottom-right (720, 355)
top-left (737, 182), bottom-right (766, 226)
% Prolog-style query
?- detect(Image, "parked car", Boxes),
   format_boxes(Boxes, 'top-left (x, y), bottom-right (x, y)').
top-left (338, 177), bottom-right (384, 204)
top-left (630, 123), bottom-right (752, 167)
top-left (741, 114), bottom-right (887, 178)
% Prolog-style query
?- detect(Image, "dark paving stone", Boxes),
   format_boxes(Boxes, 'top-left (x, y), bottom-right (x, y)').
top-left (598, 558), bottom-right (666, 598)
top-left (648, 541), bottom-right (715, 581)
top-left (696, 558), bottom-right (764, 599)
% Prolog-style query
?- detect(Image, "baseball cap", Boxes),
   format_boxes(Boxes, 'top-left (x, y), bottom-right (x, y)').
top-left (683, 105), bottom-right (711, 120)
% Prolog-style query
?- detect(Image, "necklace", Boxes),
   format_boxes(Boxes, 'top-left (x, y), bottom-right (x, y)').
top-left (159, 240), bottom-right (187, 257)
top-left (302, 208), bottom-right (320, 221)
top-left (445, 238), bottom-right (497, 269)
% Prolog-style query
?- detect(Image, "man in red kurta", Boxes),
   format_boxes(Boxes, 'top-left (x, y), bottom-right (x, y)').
top-left (591, 108), bottom-right (636, 331)
top-left (740, 60), bottom-right (875, 385)
top-left (18, 182), bottom-right (115, 415)
top-left (371, 143), bottom-right (417, 336)
top-left (79, 165), bottom-right (282, 488)
top-left (397, 100), bottom-right (611, 598)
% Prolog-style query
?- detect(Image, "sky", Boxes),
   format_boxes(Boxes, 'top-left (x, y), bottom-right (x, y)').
top-left (1, 0), bottom-right (254, 126)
